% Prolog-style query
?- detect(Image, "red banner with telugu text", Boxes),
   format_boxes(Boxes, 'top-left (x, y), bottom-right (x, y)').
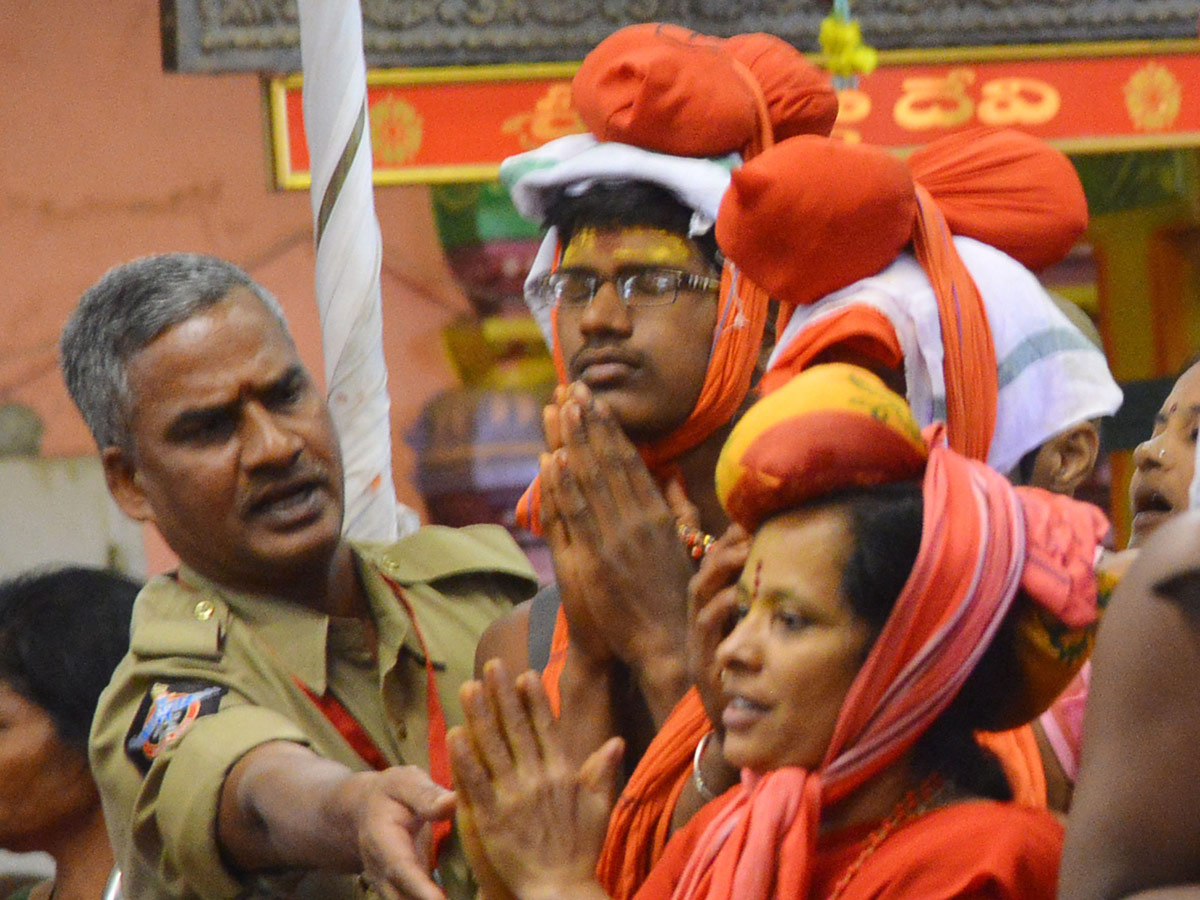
top-left (269, 48), bottom-right (1200, 187)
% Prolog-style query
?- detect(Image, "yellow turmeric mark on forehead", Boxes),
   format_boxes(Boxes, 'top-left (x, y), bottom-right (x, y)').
top-left (561, 227), bottom-right (696, 268)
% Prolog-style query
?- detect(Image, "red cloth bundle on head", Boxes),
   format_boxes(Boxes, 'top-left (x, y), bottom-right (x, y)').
top-left (647, 365), bottom-right (1109, 900)
top-left (907, 128), bottom-right (1088, 272)
top-left (573, 24), bottom-right (838, 158)
top-left (723, 33), bottom-right (841, 143)
top-left (715, 362), bottom-right (927, 531)
top-left (572, 24), bottom-right (757, 157)
top-left (716, 138), bottom-right (918, 314)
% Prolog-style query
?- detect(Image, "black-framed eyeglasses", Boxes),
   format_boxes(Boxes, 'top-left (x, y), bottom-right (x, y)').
top-left (528, 266), bottom-right (721, 310)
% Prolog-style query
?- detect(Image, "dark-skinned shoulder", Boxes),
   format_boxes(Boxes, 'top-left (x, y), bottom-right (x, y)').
top-left (473, 577), bottom-right (561, 677)
top-left (474, 598), bottom-right (534, 678)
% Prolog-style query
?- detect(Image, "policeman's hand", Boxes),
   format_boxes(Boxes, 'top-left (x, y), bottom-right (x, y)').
top-left (336, 766), bottom-right (455, 900)
top-left (687, 524), bottom-right (750, 727)
top-left (539, 382), bottom-right (695, 673)
top-left (449, 661), bottom-right (621, 900)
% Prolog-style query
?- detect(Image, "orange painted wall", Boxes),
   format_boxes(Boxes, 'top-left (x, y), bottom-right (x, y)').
top-left (0, 0), bottom-right (471, 571)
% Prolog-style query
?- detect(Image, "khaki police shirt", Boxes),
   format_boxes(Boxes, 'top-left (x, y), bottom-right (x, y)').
top-left (90, 524), bottom-right (537, 900)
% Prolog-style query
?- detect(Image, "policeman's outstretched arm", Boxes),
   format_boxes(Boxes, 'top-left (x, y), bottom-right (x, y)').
top-left (217, 740), bottom-right (455, 900)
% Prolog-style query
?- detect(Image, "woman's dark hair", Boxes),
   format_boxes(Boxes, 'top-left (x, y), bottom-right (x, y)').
top-left (0, 566), bottom-right (140, 753)
top-left (817, 482), bottom-right (1013, 801)
top-left (543, 180), bottom-right (722, 272)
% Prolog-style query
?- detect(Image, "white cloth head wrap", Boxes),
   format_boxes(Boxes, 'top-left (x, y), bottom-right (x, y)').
top-left (500, 134), bottom-right (738, 344)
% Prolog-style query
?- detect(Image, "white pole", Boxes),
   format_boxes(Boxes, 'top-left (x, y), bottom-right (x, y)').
top-left (297, 0), bottom-right (413, 541)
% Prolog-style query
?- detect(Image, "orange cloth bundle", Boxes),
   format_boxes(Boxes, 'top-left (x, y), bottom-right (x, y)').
top-left (573, 24), bottom-right (838, 158)
top-left (716, 137), bottom-right (918, 314)
top-left (716, 127), bottom-right (1089, 463)
top-left (723, 33), bottom-right (841, 143)
top-left (717, 127), bottom-right (1086, 313)
top-left (907, 127), bottom-right (1088, 272)
top-left (572, 24), bottom-right (757, 158)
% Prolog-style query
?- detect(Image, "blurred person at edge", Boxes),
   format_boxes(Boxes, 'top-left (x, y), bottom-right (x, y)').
top-left (0, 567), bottom-right (139, 900)
top-left (1127, 355), bottom-right (1200, 549)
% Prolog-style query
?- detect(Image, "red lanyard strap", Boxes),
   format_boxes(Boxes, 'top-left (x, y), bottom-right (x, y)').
top-left (294, 678), bottom-right (391, 772)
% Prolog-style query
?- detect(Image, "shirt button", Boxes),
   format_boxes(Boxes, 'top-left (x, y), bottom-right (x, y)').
top-left (193, 600), bottom-right (216, 621)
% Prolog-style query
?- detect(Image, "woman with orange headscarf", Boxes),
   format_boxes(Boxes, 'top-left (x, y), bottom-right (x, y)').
top-left (450, 364), bottom-right (1107, 900)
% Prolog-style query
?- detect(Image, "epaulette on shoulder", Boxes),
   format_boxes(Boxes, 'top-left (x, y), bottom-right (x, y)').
top-left (128, 574), bottom-right (225, 661)
top-left (358, 524), bottom-right (537, 589)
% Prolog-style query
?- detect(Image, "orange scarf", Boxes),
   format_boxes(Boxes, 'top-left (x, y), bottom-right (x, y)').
top-left (976, 726), bottom-right (1047, 808)
top-left (596, 690), bottom-right (713, 900)
top-left (908, 184), bottom-right (996, 461)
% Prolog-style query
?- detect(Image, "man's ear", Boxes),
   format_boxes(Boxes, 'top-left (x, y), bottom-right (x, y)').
top-left (1033, 422), bottom-right (1101, 497)
top-left (101, 445), bottom-right (155, 524)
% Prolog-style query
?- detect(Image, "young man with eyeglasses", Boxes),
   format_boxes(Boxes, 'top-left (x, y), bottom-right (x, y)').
top-left (459, 153), bottom-right (811, 900)
top-left (537, 184), bottom-right (726, 447)
top-left (475, 176), bottom-right (757, 773)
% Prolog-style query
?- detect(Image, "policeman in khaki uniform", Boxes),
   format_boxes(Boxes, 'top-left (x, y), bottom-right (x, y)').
top-left (60, 254), bottom-right (537, 900)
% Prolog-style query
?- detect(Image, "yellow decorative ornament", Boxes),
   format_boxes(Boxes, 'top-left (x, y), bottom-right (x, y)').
top-left (819, 2), bottom-right (878, 82)
top-left (1124, 62), bottom-right (1183, 132)
top-left (368, 96), bottom-right (423, 166)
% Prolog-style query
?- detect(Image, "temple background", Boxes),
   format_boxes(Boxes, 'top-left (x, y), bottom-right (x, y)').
top-left (2, 0), bottom-right (1199, 576)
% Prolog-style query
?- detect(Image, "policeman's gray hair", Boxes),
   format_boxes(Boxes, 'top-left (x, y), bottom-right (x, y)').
top-left (60, 253), bottom-right (291, 451)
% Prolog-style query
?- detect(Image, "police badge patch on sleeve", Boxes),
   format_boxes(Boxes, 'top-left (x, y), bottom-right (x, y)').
top-left (125, 680), bottom-right (227, 773)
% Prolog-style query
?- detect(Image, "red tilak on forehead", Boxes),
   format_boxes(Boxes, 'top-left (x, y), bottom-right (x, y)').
top-left (753, 559), bottom-right (763, 602)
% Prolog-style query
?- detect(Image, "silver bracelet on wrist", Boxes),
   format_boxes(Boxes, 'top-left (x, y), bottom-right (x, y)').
top-left (692, 730), bottom-right (718, 802)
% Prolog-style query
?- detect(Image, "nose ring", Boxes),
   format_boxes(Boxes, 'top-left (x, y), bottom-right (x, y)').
top-left (718, 668), bottom-right (730, 684)
top-left (1160, 448), bottom-right (1166, 460)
